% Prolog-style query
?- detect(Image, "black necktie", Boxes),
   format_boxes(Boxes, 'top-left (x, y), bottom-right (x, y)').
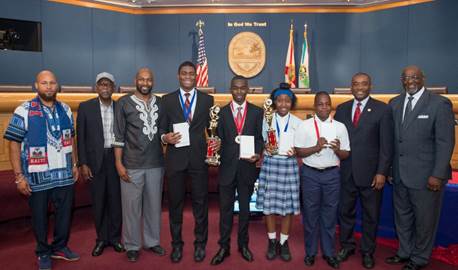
top-left (403, 96), bottom-right (414, 123)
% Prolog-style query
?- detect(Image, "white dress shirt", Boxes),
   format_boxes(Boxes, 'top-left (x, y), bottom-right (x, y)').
top-left (294, 115), bottom-right (350, 169)
top-left (402, 87), bottom-right (425, 121)
top-left (179, 88), bottom-right (197, 117)
top-left (351, 96), bottom-right (370, 120)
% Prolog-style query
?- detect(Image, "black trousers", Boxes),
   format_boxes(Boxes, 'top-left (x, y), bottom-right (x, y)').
top-left (91, 148), bottom-right (122, 244)
top-left (218, 169), bottom-right (255, 250)
top-left (29, 184), bottom-right (74, 256)
top-left (167, 167), bottom-right (208, 248)
top-left (338, 174), bottom-right (383, 255)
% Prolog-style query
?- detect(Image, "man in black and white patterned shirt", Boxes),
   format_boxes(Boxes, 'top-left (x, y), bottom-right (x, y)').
top-left (113, 68), bottom-right (165, 262)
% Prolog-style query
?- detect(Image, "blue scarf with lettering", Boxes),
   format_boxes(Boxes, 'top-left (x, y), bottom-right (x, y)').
top-left (26, 96), bottom-right (72, 172)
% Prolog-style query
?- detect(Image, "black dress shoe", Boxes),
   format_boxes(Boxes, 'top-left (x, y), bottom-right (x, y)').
top-left (337, 248), bottom-right (355, 262)
top-left (385, 255), bottom-right (409, 265)
top-left (170, 247), bottom-right (183, 263)
top-left (304, 255), bottom-right (315, 266)
top-left (126, 250), bottom-right (139, 262)
top-left (91, 241), bottom-right (105, 257)
top-left (322, 255), bottom-right (340, 269)
top-left (266, 239), bottom-right (277, 260)
top-left (112, 242), bottom-right (125, 253)
top-left (210, 248), bottom-right (230, 265)
top-left (362, 253), bottom-right (375, 269)
top-left (402, 261), bottom-right (425, 270)
top-left (147, 245), bottom-right (166, 256)
top-left (194, 246), bottom-right (206, 262)
top-left (239, 246), bottom-right (254, 262)
top-left (279, 240), bottom-right (291, 262)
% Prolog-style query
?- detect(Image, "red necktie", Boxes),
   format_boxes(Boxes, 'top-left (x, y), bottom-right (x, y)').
top-left (184, 93), bottom-right (192, 123)
top-left (236, 107), bottom-right (242, 126)
top-left (353, 102), bottom-right (361, 127)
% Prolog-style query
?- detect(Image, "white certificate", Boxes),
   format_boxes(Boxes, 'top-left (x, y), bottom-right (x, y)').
top-left (278, 132), bottom-right (294, 156)
top-left (173, 122), bottom-right (190, 148)
top-left (239, 135), bottom-right (255, 159)
top-left (320, 122), bottom-right (337, 145)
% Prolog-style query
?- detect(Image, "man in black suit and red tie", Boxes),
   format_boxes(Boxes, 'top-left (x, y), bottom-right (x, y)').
top-left (77, 72), bottom-right (124, 257)
top-left (160, 61), bottom-right (215, 263)
top-left (210, 75), bottom-right (264, 265)
top-left (334, 72), bottom-right (393, 269)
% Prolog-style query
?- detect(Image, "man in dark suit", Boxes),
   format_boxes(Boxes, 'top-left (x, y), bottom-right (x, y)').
top-left (385, 66), bottom-right (455, 270)
top-left (160, 61), bottom-right (214, 263)
top-left (210, 75), bottom-right (264, 265)
top-left (77, 72), bottom-right (124, 257)
top-left (334, 73), bottom-right (393, 269)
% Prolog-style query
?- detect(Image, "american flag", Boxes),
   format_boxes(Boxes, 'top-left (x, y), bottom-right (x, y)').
top-left (196, 27), bottom-right (209, 87)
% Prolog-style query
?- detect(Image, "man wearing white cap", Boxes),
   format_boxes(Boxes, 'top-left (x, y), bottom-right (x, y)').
top-left (77, 72), bottom-right (124, 257)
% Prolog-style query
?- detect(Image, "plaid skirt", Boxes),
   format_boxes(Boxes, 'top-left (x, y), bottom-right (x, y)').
top-left (256, 155), bottom-right (300, 216)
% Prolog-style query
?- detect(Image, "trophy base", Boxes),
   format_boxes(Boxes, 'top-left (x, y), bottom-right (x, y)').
top-left (205, 156), bottom-right (220, 166)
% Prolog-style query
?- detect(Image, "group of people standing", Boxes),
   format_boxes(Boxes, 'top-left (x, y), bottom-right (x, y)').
top-left (4, 63), bottom-right (454, 270)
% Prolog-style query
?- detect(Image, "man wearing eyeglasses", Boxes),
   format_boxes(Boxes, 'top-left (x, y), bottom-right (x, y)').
top-left (77, 72), bottom-right (124, 257)
top-left (386, 66), bottom-right (455, 270)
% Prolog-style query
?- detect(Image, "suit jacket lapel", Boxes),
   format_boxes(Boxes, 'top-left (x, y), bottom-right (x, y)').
top-left (172, 90), bottom-right (186, 122)
top-left (241, 103), bottom-right (252, 134)
top-left (224, 104), bottom-right (237, 135)
top-left (356, 97), bottom-right (373, 129)
top-left (402, 90), bottom-right (429, 131)
top-left (343, 101), bottom-right (355, 132)
top-left (190, 90), bottom-right (202, 126)
top-left (92, 98), bottom-right (104, 140)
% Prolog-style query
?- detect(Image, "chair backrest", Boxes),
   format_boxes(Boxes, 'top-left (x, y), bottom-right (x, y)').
top-left (333, 87), bottom-right (351, 94)
top-left (119, 86), bottom-right (136, 94)
top-left (60, 85), bottom-right (93, 93)
top-left (249, 86), bottom-right (263, 94)
top-left (0, 84), bottom-right (33, 92)
top-left (427, 86), bottom-right (448, 94)
top-left (291, 88), bottom-right (311, 94)
top-left (197, 87), bottom-right (216, 94)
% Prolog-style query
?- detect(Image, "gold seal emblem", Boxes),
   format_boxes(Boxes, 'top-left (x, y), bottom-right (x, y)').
top-left (228, 32), bottom-right (266, 78)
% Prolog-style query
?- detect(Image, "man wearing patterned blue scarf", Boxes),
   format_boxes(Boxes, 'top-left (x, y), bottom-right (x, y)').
top-left (4, 70), bottom-right (80, 270)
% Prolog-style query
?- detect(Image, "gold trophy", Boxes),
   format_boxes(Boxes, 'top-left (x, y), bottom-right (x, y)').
top-left (205, 105), bottom-right (221, 166)
top-left (264, 98), bottom-right (278, 155)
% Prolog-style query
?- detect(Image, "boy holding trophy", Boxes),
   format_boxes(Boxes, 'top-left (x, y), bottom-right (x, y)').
top-left (210, 75), bottom-right (264, 265)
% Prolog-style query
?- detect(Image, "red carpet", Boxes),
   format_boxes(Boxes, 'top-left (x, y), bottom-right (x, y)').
top-left (0, 195), bottom-right (455, 270)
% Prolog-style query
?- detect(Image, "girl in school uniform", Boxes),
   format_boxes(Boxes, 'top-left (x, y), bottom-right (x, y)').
top-left (256, 83), bottom-right (302, 262)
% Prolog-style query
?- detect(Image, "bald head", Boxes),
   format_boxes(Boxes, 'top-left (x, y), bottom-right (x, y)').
top-left (36, 70), bottom-right (57, 84)
top-left (136, 67), bottom-right (153, 80)
top-left (135, 67), bottom-right (154, 96)
top-left (35, 70), bottom-right (58, 103)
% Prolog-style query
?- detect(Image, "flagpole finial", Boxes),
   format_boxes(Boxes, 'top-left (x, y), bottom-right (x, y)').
top-left (196, 20), bottom-right (205, 30)
top-left (290, 19), bottom-right (294, 30)
top-left (304, 24), bottom-right (308, 30)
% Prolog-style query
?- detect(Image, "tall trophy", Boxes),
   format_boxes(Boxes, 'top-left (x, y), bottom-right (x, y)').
top-left (264, 98), bottom-right (278, 155)
top-left (205, 105), bottom-right (221, 166)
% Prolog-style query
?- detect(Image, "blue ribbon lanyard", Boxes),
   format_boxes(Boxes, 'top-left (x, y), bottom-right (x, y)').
top-left (178, 91), bottom-right (196, 122)
top-left (275, 113), bottom-right (290, 138)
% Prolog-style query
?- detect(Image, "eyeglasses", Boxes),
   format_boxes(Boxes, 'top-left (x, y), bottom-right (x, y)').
top-left (401, 75), bottom-right (422, 81)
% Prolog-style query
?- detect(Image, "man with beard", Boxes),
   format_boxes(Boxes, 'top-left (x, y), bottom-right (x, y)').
top-left (4, 70), bottom-right (80, 270)
top-left (334, 73), bottom-right (393, 269)
top-left (385, 66), bottom-right (454, 270)
top-left (160, 61), bottom-right (215, 263)
top-left (77, 72), bottom-right (124, 257)
top-left (113, 68), bottom-right (165, 262)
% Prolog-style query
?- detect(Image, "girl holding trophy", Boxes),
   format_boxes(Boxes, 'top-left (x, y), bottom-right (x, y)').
top-left (256, 83), bottom-right (301, 262)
